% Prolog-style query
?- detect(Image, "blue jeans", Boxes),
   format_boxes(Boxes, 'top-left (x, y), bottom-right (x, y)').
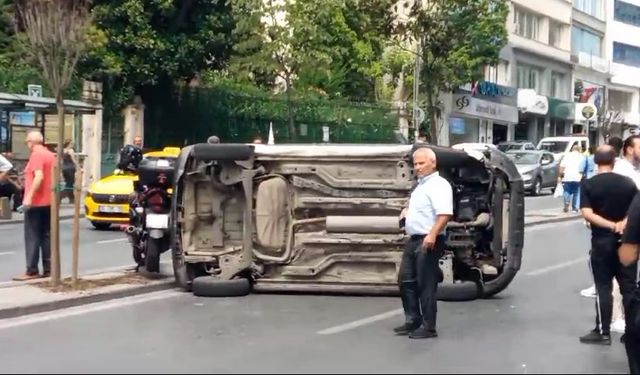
top-left (563, 181), bottom-right (580, 211)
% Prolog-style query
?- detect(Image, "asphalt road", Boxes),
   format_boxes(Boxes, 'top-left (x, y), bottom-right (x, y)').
top-left (525, 191), bottom-right (561, 212)
top-left (0, 218), bottom-right (134, 283)
top-left (0, 220), bottom-right (629, 373)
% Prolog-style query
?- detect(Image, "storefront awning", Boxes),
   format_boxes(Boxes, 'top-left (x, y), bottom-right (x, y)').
top-left (0, 92), bottom-right (101, 114)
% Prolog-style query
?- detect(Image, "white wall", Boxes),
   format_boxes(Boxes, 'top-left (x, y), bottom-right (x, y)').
top-left (607, 0), bottom-right (640, 88)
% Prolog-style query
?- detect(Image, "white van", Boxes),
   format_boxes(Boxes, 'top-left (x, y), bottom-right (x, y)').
top-left (536, 136), bottom-right (589, 160)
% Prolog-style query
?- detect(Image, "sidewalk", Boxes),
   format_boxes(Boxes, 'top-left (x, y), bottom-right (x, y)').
top-left (0, 264), bottom-right (175, 320)
top-left (524, 208), bottom-right (582, 227)
top-left (0, 203), bottom-right (82, 225)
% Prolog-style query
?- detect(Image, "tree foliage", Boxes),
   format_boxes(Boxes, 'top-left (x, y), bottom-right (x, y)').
top-left (77, 0), bottom-right (236, 109)
top-left (403, 0), bottom-right (509, 144)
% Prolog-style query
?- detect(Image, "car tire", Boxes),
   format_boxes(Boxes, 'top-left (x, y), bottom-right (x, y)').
top-left (532, 177), bottom-right (542, 196)
top-left (192, 277), bottom-right (252, 298)
top-left (91, 221), bottom-right (111, 230)
top-left (192, 144), bottom-right (254, 162)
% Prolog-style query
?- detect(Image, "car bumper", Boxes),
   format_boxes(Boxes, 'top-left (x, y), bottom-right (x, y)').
top-left (84, 197), bottom-right (130, 224)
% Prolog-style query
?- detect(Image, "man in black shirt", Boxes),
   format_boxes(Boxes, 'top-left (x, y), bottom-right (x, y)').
top-left (580, 145), bottom-right (638, 345)
top-left (619, 194), bottom-right (640, 373)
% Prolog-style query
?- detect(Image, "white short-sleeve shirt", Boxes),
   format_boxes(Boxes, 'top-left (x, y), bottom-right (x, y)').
top-left (405, 172), bottom-right (454, 236)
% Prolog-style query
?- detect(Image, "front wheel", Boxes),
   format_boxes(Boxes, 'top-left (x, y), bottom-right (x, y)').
top-left (531, 177), bottom-right (542, 196)
top-left (145, 238), bottom-right (161, 273)
top-left (91, 221), bottom-right (111, 230)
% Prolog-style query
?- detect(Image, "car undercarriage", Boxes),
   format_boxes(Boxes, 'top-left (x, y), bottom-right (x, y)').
top-left (170, 143), bottom-right (524, 301)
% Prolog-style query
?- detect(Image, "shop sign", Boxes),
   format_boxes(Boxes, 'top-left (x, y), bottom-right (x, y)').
top-left (517, 89), bottom-right (549, 115)
top-left (452, 94), bottom-right (518, 124)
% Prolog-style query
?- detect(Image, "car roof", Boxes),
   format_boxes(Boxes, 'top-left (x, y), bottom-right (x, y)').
top-left (506, 150), bottom-right (545, 154)
top-left (499, 140), bottom-right (531, 144)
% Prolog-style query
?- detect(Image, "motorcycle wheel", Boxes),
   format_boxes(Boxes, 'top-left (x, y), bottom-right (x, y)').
top-left (145, 238), bottom-right (161, 273)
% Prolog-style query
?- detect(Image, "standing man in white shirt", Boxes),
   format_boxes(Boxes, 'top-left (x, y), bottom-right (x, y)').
top-left (559, 144), bottom-right (586, 213)
top-left (394, 147), bottom-right (453, 339)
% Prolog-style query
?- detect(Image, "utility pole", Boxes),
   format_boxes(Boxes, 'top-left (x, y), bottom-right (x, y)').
top-left (412, 39), bottom-right (421, 142)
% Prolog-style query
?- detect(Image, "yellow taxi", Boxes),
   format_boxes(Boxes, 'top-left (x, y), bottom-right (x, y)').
top-left (84, 147), bottom-right (181, 230)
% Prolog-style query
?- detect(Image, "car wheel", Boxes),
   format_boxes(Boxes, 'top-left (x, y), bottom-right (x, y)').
top-left (192, 277), bottom-right (252, 297)
top-left (91, 221), bottom-right (111, 230)
top-left (532, 177), bottom-right (542, 196)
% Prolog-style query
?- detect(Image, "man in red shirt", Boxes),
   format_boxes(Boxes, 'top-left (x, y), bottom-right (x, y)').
top-left (13, 131), bottom-right (55, 281)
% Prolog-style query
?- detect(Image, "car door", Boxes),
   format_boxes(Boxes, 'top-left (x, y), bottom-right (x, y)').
top-left (541, 152), bottom-right (557, 186)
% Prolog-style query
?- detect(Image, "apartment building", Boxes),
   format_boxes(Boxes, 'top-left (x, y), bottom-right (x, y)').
top-left (571, 0), bottom-right (607, 145)
top-left (606, 0), bottom-right (640, 139)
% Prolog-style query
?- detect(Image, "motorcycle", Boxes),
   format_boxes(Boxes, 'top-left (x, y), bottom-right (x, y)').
top-left (126, 158), bottom-right (175, 273)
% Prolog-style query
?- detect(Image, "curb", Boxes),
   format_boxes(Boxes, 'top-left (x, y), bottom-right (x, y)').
top-left (524, 214), bottom-right (581, 228)
top-left (0, 213), bottom-right (84, 226)
top-left (0, 278), bottom-right (176, 320)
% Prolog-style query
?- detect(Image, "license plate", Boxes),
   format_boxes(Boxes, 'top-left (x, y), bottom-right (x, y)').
top-left (146, 213), bottom-right (169, 229)
top-left (98, 205), bottom-right (123, 213)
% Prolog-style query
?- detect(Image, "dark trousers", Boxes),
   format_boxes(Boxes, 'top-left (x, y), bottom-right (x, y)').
top-left (0, 181), bottom-right (21, 210)
top-left (62, 168), bottom-right (75, 203)
top-left (625, 315), bottom-right (640, 374)
top-left (398, 234), bottom-right (445, 330)
top-left (590, 235), bottom-right (622, 335)
top-left (620, 262), bottom-right (640, 374)
top-left (563, 181), bottom-right (580, 211)
top-left (24, 206), bottom-right (51, 274)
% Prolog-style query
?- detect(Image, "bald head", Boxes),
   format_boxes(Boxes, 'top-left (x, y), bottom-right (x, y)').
top-left (413, 147), bottom-right (437, 178)
top-left (25, 131), bottom-right (44, 151)
top-left (594, 144), bottom-right (617, 168)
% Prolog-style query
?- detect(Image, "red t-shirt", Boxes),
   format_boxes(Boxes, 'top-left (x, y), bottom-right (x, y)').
top-left (24, 145), bottom-right (56, 207)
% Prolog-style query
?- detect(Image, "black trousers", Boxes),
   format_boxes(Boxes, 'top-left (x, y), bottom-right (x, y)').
top-left (620, 262), bottom-right (640, 374)
top-left (24, 206), bottom-right (51, 274)
top-left (590, 234), bottom-right (623, 335)
top-left (62, 167), bottom-right (75, 202)
top-left (0, 181), bottom-right (21, 210)
top-left (398, 234), bottom-right (445, 330)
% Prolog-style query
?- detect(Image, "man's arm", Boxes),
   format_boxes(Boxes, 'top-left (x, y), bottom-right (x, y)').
top-left (23, 170), bottom-right (43, 206)
top-left (0, 154), bottom-right (13, 182)
top-left (620, 193), bottom-right (640, 266)
top-left (581, 207), bottom-right (617, 231)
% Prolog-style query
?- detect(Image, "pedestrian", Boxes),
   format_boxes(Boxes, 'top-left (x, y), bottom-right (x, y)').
top-left (12, 131), bottom-right (55, 281)
top-left (615, 135), bottom-right (640, 188)
top-left (579, 145), bottom-right (637, 346)
top-left (253, 136), bottom-right (263, 144)
top-left (0, 152), bottom-right (21, 211)
top-left (618, 192), bottom-right (640, 374)
top-left (394, 147), bottom-right (453, 339)
top-left (582, 137), bottom-right (627, 299)
top-left (207, 135), bottom-right (221, 144)
top-left (61, 139), bottom-right (77, 204)
top-left (558, 144), bottom-right (585, 213)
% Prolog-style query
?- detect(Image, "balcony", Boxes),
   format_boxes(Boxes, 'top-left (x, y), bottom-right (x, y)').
top-left (571, 52), bottom-right (610, 73)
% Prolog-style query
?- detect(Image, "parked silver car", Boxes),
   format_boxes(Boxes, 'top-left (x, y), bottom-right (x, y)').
top-left (497, 141), bottom-right (536, 153)
top-left (506, 150), bottom-right (559, 196)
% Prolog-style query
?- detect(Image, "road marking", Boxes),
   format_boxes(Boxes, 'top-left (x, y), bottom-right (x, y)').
top-left (0, 290), bottom-right (182, 330)
top-left (525, 256), bottom-right (588, 277)
top-left (317, 308), bottom-right (403, 335)
top-left (0, 251), bottom-right (14, 256)
top-left (96, 238), bottom-right (127, 244)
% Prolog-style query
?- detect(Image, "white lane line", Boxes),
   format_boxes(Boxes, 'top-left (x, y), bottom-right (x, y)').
top-left (0, 251), bottom-right (14, 256)
top-left (96, 238), bottom-right (127, 244)
top-left (525, 256), bottom-right (588, 277)
top-left (0, 290), bottom-right (182, 330)
top-left (317, 308), bottom-right (403, 335)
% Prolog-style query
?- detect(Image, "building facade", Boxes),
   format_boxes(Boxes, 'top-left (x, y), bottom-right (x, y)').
top-left (606, 0), bottom-right (640, 139)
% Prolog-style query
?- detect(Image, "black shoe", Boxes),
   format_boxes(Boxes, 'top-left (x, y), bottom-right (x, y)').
top-left (408, 326), bottom-right (438, 339)
top-left (393, 323), bottom-right (421, 336)
top-left (579, 330), bottom-right (611, 345)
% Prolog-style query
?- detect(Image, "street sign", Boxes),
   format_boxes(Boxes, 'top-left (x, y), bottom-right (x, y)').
top-left (27, 84), bottom-right (42, 97)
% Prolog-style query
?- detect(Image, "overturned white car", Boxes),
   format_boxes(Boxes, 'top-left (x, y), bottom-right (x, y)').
top-left (170, 143), bottom-right (525, 301)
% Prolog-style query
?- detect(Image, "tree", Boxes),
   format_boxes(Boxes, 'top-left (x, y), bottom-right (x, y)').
top-left (230, 0), bottom-right (338, 138)
top-left (403, 0), bottom-right (509, 144)
top-left (16, 0), bottom-right (92, 287)
top-left (77, 0), bottom-right (235, 111)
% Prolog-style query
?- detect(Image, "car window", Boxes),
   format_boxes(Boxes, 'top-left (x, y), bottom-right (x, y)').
top-left (507, 152), bottom-right (539, 164)
top-left (541, 153), bottom-right (553, 163)
top-left (525, 144), bottom-right (535, 150)
top-left (538, 141), bottom-right (568, 153)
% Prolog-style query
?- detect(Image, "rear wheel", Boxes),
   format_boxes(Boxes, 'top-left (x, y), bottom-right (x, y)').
top-left (144, 238), bottom-right (161, 273)
top-left (192, 277), bottom-right (252, 297)
top-left (91, 221), bottom-right (111, 230)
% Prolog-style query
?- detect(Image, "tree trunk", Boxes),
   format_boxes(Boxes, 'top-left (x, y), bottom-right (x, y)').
top-left (50, 96), bottom-right (65, 286)
top-left (285, 78), bottom-right (296, 142)
top-left (426, 89), bottom-right (438, 145)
